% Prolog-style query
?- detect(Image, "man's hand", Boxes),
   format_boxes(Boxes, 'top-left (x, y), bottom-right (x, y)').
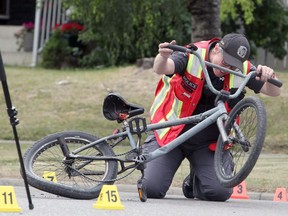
top-left (256, 65), bottom-right (275, 82)
top-left (158, 40), bottom-right (176, 58)
top-left (153, 40), bottom-right (177, 75)
top-left (257, 64), bottom-right (281, 97)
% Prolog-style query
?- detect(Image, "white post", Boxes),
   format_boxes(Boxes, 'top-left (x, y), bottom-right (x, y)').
top-left (31, 0), bottom-right (43, 67)
top-left (45, 0), bottom-right (52, 42)
top-left (40, 0), bottom-right (48, 46)
top-left (57, 0), bottom-right (61, 24)
top-left (52, 0), bottom-right (57, 28)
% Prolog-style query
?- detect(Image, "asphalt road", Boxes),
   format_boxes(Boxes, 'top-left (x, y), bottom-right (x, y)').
top-left (1, 183), bottom-right (288, 216)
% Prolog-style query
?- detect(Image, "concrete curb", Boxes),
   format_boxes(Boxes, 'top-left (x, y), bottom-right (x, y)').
top-left (0, 178), bottom-right (275, 201)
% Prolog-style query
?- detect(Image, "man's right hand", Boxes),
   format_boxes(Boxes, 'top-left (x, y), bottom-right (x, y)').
top-left (153, 40), bottom-right (177, 75)
top-left (158, 40), bottom-right (176, 58)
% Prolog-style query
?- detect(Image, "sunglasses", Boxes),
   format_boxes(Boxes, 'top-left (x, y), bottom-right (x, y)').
top-left (221, 59), bottom-right (236, 70)
top-left (218, 46), bottom-right (237, 70)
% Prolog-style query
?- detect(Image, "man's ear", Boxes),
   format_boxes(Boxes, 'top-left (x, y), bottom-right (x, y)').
top-left (214, 43), bottom-right (221, 53)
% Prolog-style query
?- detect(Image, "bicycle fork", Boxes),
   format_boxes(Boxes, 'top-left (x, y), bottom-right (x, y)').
top-left (217, 114), bottom-right (250, 152)
top-left (57, 137), bottom-right (77, 178)
top-left (217, 114), bottom-right (230, 145)
top-left (58, 136), bottom-right (70, 157)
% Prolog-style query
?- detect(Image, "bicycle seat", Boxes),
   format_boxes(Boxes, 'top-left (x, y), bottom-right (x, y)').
top-left (103, 93), bottom-right (144, 122)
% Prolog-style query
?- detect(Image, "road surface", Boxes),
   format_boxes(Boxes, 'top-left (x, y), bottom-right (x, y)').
top-left (1, 184), bottom-right (287, 216)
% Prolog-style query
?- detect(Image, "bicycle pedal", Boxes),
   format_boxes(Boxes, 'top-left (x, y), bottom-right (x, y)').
top-left (137, 179), bottom-right (147, 202)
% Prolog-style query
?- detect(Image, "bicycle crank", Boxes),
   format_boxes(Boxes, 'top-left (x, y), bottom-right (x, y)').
top-left (137, 171), bottom-right (147, 202)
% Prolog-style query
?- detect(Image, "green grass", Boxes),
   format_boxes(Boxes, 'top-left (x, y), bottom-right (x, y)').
top-left (0, 66), bottom-right (157, 141)
top-left (0, 65), bottom-right (287, 193)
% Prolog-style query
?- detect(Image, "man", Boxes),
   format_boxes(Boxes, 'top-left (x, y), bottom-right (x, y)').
top-left (142, 33), bottom-right (280, 201)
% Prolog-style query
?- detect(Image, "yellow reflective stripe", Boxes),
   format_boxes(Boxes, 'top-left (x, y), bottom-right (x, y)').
top-left (187, 54), bottom-right (194, 73)
top-left (166, 96), bottom-right (183, 120)
top-left (155, 118), bottom-right (169, 139)
top-left (197, 49), bottom-right (206, 77)
top-left (156, 97), bottom-right (183, 139)
top-left (159, 127), bottom-right (170, 139)
top-left (230, 73), bottom-right (244, 88)
top-left (230, 61), bottom-right (249, 88)
top-left (243, 61), bottom-right (248, 75)
top-left (230, 74), bottom-right (235, 88)
top-left (187, 48), bottom-right (206, 78)
top-left (156, 119), bottom-right (168, 139)
top-left (150, 75), bottom-right (172, 119)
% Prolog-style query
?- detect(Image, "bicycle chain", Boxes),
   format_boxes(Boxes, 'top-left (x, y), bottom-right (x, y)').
top-left (65, 161), bottom-right (141, 183)
top-left (56, 135), bottom-right (144, 183)
top-left (113, 148), bottom-right (138, 157)
top-left (63, 148), bottom-right (143, 183)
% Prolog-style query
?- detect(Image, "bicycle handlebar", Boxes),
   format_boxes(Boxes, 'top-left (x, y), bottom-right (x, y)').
top-left (166, 44), bottom-right (283, 99)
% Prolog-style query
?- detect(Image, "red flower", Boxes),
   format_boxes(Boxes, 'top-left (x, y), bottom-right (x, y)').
top-left (23, 22), bottom-right (34, 32)
top-left (53, 22), bottom-right (84, 35)
top-left (60, 22), bottom-right (84, 34)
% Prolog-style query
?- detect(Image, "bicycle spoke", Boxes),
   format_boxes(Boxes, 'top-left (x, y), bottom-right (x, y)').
top-left (30, 139), bottom-right (109, 189)
top-left (215, 97), bottom-right (266, 187)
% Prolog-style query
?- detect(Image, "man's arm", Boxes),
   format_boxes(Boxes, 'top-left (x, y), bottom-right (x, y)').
top-left (153, 40), bottom-right (176, 75)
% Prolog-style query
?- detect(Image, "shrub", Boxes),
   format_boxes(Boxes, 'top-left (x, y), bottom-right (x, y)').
top-left (41, 29), bottom-right (72, 69)
top-left (41, 22), bottom-right (85, 69)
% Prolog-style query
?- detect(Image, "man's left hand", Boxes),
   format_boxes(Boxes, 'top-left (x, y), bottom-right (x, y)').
top-left (256, 65), bottom-right (275, 82)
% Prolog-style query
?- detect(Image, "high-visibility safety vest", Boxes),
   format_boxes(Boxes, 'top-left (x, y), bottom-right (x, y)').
top-left (150, 38), bottom-right (251, 146)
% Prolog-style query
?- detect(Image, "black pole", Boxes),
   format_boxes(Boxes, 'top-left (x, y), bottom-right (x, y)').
top-left (0, 52), bottom-right (34, 210)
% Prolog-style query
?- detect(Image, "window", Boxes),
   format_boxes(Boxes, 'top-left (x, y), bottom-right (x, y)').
top-left (0, 0), bottom-right (10, 19)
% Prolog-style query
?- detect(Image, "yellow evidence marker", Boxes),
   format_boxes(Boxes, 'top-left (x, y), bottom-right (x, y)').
top-left (93, 185), bottom-right (124, 210)
top-left (0, 186), bottom-right (22, 212)
top-left (42, 171), bottom-right (57, 182)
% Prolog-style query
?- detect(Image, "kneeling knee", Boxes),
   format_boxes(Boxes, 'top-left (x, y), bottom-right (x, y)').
top-left (204, 187), bottom-right (232, 201)
top-left (147, 190), bottom-right (166, 199)
top-left (143, 179), bottom-right (167, 199)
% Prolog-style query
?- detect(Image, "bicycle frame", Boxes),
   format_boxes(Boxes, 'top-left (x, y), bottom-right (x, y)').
top-left (70, 101), bottom-right (226, 161)
top-left (65, 47), bottom-right (260, 168)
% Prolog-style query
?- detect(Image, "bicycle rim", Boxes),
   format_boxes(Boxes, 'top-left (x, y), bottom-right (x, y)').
top-left (24, 131), bottom-right (118, 199)
top-left (215, 97), bottom-right (266, 188)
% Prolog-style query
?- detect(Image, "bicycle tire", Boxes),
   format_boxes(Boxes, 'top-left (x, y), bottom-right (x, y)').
top-left (214, 96), bottom-right (266, 188)
top-left (23, 131), bottom-right (118, 199)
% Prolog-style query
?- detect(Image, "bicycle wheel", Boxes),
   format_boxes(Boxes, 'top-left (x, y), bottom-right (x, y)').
top-left (214, 96), bottom-right (266, 188)
top-left (23, 131), bottom-right (118, 199)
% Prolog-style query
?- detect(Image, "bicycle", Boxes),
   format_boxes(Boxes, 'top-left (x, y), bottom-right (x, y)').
top-left (23, 44), bottom-right (282, 202)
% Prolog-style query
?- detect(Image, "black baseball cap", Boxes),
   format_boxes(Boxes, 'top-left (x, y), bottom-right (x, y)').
top-left (219, 33), bottom-right (250, 72)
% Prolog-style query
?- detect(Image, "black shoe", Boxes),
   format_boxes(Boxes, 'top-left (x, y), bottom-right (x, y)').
top-left (182, 174), bottom-right (194, 199)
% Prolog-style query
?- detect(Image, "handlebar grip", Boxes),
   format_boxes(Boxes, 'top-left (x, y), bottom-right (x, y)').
top-left (166, 44), bottom-right (198, 53)
top-left (256, 72), bottom-right (283, 88)
top-left (268, 78), bottom-right (283, 88)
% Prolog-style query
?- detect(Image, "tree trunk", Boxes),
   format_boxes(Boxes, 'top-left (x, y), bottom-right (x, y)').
top-left (189, 0), bottom-right (221, 42)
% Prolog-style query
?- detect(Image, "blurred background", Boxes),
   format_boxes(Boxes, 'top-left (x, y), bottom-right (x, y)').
top-left (0, 0), bottom-right (288, 70)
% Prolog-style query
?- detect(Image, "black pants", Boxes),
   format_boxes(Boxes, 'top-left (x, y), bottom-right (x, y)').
top-left (142, 134), bottom-right (233, 201)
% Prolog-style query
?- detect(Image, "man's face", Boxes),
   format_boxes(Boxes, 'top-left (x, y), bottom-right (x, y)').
top-left (211, 46), bottom-right (236, 77)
